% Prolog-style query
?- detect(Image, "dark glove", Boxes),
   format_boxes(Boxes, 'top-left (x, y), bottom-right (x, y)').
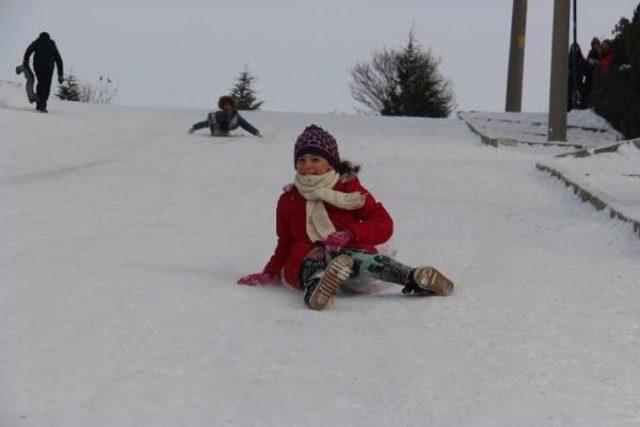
top-left (58, 75), bottom-right (64, 84)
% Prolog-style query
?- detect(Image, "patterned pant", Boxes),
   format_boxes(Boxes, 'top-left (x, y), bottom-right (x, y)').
top-left (299, 246), bottom-right (414, 303)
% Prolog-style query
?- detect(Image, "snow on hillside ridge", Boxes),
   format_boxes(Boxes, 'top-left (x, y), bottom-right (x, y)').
top-left (540, 142), bottom-right (640, 220)
top-left (2, 82), bottom-right (640, 426)
top-left (459, 110), bottom-right (622, 148)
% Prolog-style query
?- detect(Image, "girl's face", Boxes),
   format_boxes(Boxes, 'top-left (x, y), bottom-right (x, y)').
top-left (296, 154), bottom-right (333, 176)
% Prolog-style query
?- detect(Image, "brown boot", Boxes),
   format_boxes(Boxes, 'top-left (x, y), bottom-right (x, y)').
top-left (412, 267), bottom-right (454, 296)
top-left (307, 255), bottom-right (354, 310)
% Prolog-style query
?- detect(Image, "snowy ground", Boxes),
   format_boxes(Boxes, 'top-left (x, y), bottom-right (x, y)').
top-left (459, 110), bottom-right (622, 148)
top-left (2, 81), bottom-right (640, 426)
top-left (539, 141), bottom-right (640, 221)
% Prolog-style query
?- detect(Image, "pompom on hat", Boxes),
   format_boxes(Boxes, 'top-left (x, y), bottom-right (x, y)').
top-left (293, 124), bottom-right (340, 168)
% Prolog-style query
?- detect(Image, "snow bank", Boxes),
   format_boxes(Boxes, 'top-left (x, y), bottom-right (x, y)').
top-left (459, 110), bottom-right (621, 148)
top-left (537, 141), bottom-right (640, 236)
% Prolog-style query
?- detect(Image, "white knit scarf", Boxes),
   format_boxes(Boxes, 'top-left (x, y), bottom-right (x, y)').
top-left (294, 170), bottom-right (366, 242)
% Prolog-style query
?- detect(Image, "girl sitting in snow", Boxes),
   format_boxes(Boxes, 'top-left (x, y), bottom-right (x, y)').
top-left (237, 124), bottom-right (454, 310)
top-left (189, 96), bottom-right (261, 137)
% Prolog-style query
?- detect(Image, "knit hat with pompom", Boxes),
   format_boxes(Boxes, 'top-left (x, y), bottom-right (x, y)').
top-left (293, 124), bottom-right (340, 168)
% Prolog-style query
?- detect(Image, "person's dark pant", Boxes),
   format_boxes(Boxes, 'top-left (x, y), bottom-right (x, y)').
top-left (35, 71), bottom-right (53, 111)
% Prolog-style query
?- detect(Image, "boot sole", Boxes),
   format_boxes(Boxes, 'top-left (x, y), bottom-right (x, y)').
top-left (308, 255), bottom-right (353, 310)
top-left (413, 267), bottom-right (454, 296)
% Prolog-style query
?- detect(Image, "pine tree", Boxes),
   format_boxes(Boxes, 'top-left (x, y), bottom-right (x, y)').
top-left (396, 31), bottom-right (422, 114)
top-left (230, 66), bottom-right (264, 110)
top-left (350, 30), bottom-right (454, 117)
top-left (56, 73), bottom-right (81, 101)
top-left (396, 30), bottom-right (453, 117)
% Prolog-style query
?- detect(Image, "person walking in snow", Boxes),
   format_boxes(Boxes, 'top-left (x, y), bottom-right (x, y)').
top-left (567, 43), bottom-right (587, 110)
top-left (189, 96), bottom-right (261, 137)
top-left (236, 124), bottom-right (454, 310)
top-left (23, 32), bottom-right (64, 113)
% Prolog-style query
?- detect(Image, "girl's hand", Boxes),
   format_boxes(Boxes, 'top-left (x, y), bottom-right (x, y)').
top-left (237, 272), bottom-right (278, 286)
top-left (325, 230), bottom-right (354, 249)
top-left (324, 230), bottom-right (355, 257)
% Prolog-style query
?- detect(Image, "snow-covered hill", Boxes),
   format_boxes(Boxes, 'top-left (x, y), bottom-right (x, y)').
top-left (2, 82), bottom-right (639, 426)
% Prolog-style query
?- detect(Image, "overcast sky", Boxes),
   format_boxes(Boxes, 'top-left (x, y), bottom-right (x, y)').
top-left (1, 0), bottom-right (637, 113)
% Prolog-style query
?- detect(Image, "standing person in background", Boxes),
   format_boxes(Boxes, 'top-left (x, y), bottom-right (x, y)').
top-left (23, 32), bottom-right (64, 113)
top-left (568, 43), bottom-right (587, 110)
top-left (599, 40), bottom-right (615, 73)
top-left (589, 39), bottom-right (615, 109)
top-left (584, 37), bottom-right (602, 107)
top-left (587, 37), bottom-right (601, 63)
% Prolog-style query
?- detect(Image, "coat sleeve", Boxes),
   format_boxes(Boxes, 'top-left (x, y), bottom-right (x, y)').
top-left (262, 194), bottom-right (294, 276)
top-left (23, 42), bottom-right (36, 67)
top-left (191, 120), bottom-right (210, 131)
top-left (237, 114), bottom-right (260, 135)
top-left (52, 42), bottom-right (64, 77)
top-left (343, 180), bottom-right (394, 246)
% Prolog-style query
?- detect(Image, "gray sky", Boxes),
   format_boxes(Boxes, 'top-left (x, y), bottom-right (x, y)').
top-left (1, 0), bottom-right (637, 113)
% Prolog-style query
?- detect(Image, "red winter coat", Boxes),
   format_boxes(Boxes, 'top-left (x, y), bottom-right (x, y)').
top-left (262, 176), bottom-right (393, 288)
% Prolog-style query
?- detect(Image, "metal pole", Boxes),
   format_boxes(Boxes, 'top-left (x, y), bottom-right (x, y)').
top-left (570, 0), bottom-right (578, 109)
top-left (505, 0), bottom-right (528, 112)
top-left (548, 0), bottom-right (570, 141)
top-left (573, 0), bottom-right (578, 44)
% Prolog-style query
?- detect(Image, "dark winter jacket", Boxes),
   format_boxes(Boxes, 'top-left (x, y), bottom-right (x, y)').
top-left (209, 110), bottom-right (260, 135)
top-left (262, 175), bottom-right (393, 288)
top-left (568, 46), bottom-right (588, 109)
top-left (587, 48), bottom-right (600, 62)
top-left (23, 33), bottom-right (63, 78)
